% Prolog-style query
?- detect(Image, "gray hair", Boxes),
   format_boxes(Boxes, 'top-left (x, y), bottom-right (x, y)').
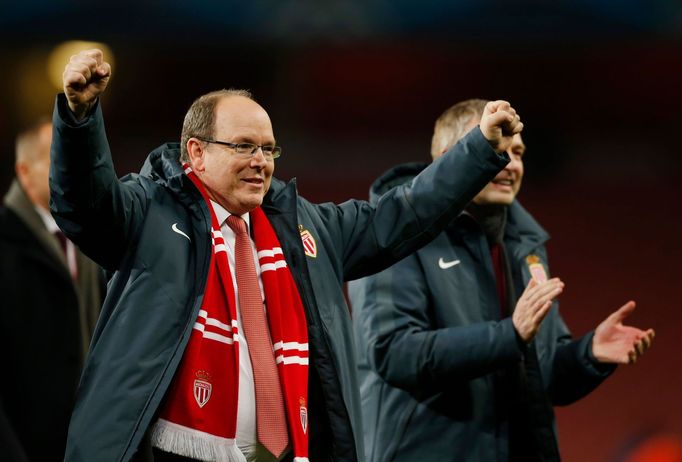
top-left (180, 88), bottom-right (254, 163)
top-left (430, 98), bottom-right (488, 159)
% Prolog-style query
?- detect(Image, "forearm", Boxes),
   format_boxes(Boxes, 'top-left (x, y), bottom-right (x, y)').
top-left (343, 128), bottom-right (509, 280)
top-left (374, 318), bottom-right (524, 391)
top-left (51, 94), bottom-right (117, 212)
top-left (50, 94), bottom-right (145, 269)
top-left (548, 332), bottom-right (616, 405)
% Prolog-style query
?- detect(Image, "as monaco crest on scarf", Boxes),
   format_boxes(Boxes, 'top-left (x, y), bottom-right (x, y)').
top-left (299, 225), bottom-right (317, 258)
top-left (299, 397), bottom-right (308, 434)
top-left (193, 370), bottom-right (212, 408)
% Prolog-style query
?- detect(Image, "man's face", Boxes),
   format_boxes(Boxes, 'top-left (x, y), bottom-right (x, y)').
top-left (16, 123), bottom-right (52, 210)
top-left (472, 130), bottom-right (525, 206)
top-left (191, 96), bottom-right (275, 215)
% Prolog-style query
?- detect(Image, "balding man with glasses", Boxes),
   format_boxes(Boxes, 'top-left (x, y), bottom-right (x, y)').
top-left (52, 49), bottom-right (520, 462)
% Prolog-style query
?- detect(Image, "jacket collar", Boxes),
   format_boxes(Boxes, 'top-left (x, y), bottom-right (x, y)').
top-left (263, 177), bottom-right (297, 215)
top-left (139, 143), bottom-right (191, 193)
top-left (503, 201), bottom-right (549, 259)
top-left (448, 201), bottom-right (549, 261)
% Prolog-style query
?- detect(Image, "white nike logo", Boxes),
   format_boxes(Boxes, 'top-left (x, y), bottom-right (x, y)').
top-left (171, 223), bottom-right (191, 242)
top-left (438, 258), bottom-right (461, 269)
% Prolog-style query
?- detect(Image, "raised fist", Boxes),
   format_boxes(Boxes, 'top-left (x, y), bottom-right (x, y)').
top-left (63, 49), bottom-right (111, 120)
top-left (480, 100), bottom-right (523, 153)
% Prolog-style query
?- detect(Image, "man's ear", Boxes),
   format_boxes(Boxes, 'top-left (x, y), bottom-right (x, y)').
top-left (15, 162), bottom-right (29, 187)
top-left (187, 138), bottom-right (205, 172)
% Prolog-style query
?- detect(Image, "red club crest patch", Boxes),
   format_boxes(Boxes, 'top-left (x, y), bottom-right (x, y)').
top-left (526, 255), bottom-right (548, 283)
top-left (193, 370), bottom-right (212, 408)
top-left (299, 225), bottom-right (317, 258)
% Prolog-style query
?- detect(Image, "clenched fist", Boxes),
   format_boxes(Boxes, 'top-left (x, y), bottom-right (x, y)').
top-left (480, 100), bottom-right (523, 153)
top-left (63, 49), bottom-right (111, 120)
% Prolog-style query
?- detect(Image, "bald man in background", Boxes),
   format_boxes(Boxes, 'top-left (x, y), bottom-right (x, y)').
top-left (0, 120), bottom-right (104, 461)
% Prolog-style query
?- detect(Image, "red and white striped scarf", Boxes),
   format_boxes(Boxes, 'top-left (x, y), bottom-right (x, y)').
top-left (151, 166), bottom-right (309, 462)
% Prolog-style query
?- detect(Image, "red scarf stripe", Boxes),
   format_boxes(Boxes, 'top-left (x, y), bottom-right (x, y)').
top-left (256, 247), bottom-right (284, 258)
top-left (258, 247), bottom-right (287, 273)
top-left (212, 231), bottom-right (228, 254)
top-left (192, 311), bottom-right (239, 345)
top-left (274, 341), bottom-right (309, 366)
top-left (273, 341), bottom-right (309, 352)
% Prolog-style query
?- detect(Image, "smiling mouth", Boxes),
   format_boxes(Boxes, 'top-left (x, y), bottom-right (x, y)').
top-left (492, 178), bottom-right (514, 187)
top-left (242, 178), bottom-right (264, 186)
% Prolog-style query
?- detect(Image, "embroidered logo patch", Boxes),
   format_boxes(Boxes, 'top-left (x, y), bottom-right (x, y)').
top-left (193, 370), bottom-right (212, 408)
top-left (526, 255), bottom-right (548, 283)
top-left (299, 397), bottom-right (308, 434)
top-left (299, 225), bottom-right (317, 258)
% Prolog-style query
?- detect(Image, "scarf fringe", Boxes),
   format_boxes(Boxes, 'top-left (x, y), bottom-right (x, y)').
top-left (151, 419), bottom-right (247, 462)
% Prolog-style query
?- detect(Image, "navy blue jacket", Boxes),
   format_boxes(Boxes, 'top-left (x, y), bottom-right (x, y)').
top-left (49, 96), bottom-right (509, 462)
top-left (348, 162), bottom-right (613, 462)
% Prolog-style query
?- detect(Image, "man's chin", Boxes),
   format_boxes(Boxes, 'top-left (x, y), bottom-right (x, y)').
top-left (473, 193), bottom-right (515, 207)
top-left (243, 194), bottom-right (265, 210)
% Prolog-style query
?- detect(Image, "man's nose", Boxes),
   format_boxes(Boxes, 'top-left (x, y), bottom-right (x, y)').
top-left (505, 154), bottom-right (522, 172)
top-left (250, 147), bottom-right (268, 167)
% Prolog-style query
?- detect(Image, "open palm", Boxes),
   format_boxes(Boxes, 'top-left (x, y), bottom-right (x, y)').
top-left (592, 301), bottom-right (655, 364)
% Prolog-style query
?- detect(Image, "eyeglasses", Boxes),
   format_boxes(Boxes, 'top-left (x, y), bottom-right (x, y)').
top-left (196, 137), bottom-right (282, 160)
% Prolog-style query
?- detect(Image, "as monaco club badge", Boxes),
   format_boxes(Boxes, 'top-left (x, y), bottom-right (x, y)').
top-left (299, 397), bottom-right (308, 434)
top-left (526, 255), bottom-right (548, 283)
top-left (299, 225), bottom-right (317, 258)
top-left (193, 370), bottom-right (212, 408)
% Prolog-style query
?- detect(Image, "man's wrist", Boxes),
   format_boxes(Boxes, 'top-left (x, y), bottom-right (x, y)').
top-left (68, 101), bottom-right (94, 121)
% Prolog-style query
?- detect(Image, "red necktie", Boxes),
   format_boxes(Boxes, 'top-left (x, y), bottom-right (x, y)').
top-left (54, 230), bottom-right (77, 279)
top-left (489, 243), bottom-right (508, 316)
top-left (226, 215), bottom-right (289, 457)
top-left (54, 230), bottom-right (68, 256)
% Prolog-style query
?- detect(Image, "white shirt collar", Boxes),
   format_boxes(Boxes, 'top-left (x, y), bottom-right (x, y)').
top-left (34, 205), bottom-right (60, 234)
top-left (209, 200), bottom-right (250, 229)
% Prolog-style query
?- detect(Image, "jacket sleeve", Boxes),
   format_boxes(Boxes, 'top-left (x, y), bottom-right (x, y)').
top-left (49, 94), bottom-right (148, 271)
top-left (323, 127), bottom-right (508, 281)
top-left (349, 252), bottom-right (525, 392)
top-left (546, 326), bottom-right (616, 406)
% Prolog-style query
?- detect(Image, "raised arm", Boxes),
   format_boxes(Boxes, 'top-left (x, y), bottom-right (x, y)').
top-left (333, 101), bottom-right (522, 280)
top-left (50, 49), bottom-right (148, 270)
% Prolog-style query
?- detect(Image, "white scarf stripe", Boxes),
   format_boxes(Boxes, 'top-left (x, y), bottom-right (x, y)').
top-left (273, 341), bottom-right (309, 352)
top-left (197, 311), bottom-right (235, 333)
top-left (212, 230), bottom-right (223, 239)
top-left (275, 355), bottom-right (309, 365)
top-left (257, 247), bottom-right (284, 258)
top-left (293, 458), bottom-right (310, 462)
top-left (260, 261), bottom-right (288, 272)
top-left (192, 323), bottom-right (238, 345)
top-left (205, 317), bottom-right (231, 332)
top-left (214, 244), bottom-right (227, 254)
top-left (203, 331), bottom-right (236, 345)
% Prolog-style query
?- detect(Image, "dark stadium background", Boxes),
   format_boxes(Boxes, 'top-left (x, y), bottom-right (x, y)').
top-left (1, 1), bottom-right (680, 460)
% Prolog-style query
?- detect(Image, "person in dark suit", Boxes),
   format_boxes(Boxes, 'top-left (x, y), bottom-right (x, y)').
top-left (0, 119), bottom-right (104, 461)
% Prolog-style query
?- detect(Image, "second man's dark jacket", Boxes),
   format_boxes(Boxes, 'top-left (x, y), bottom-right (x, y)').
top-left (348, 162), bottom-right (614, 462)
